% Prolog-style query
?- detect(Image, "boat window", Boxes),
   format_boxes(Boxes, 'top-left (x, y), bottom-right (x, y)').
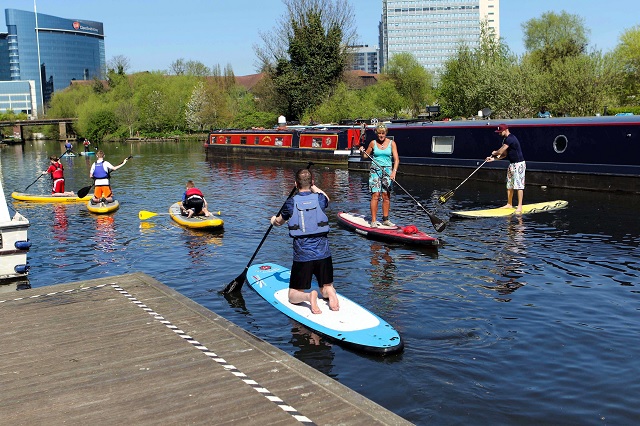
top-left (312, 137), bottom-right (322, 148)
top-left (254, 136), bottom-right (260, 145)
top-left (240, 136), bottom-right (247, 145)
top-left (275, 137), bottom-right (284, 146)
top-left (225, 136), bottom-right (231, 144)
top-left (431, 136), bottom-right (454, 154)
top-left (553, 135), bottom-right (568, 153)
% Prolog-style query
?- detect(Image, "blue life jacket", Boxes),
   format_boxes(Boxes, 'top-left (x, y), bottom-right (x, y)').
top-left (93, 161), bottom-right (109, 179)
top-left (288, 193), bottom-right (330, 238)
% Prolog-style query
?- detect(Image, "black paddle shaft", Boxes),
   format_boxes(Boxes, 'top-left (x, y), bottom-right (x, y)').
top-left (221, 162), bottom-right (314, 294)
top-left (362, 150), bottom-right (446, 232)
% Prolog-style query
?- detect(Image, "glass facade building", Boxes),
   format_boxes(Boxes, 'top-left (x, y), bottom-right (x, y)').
top-left (348, 45), bottom-right (380, 74)
top-left (381, 0), bottom-right (500, 76)
top-left (1, 8), bottom-right (105, 114)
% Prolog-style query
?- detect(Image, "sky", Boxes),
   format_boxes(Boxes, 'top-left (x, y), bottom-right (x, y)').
top-left (3, 1), bottom-right (639, 76)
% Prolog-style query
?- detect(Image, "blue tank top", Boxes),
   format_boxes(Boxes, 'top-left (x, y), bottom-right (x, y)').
top-left (372, 141), bottom-right (393, 168)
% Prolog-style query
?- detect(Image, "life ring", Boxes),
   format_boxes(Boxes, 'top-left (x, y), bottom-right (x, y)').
top-left (262, 135), bottom-right (271, 144)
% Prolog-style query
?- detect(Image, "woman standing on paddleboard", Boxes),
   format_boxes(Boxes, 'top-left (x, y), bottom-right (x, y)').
top-left (360, 123), bottom-right (400, 227)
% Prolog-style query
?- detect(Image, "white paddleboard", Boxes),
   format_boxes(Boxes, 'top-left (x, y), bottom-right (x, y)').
top-left (246, 263), bottom-right (404, 354)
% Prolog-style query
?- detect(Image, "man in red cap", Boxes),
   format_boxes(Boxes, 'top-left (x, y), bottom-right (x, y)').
top-left (486, 124), bottom-right (526, 214)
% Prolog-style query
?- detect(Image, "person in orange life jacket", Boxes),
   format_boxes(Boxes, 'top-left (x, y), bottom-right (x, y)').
top-left (486, 123), bottom-right (526, 214)
top-left (41, 156), bottom-right (74, 196)
top-left (270, 168), bottom-right (339, 314)
top-left (180, 180), bottom-right (211, 218)
top-left (89, 150), bottom-right (128, 204)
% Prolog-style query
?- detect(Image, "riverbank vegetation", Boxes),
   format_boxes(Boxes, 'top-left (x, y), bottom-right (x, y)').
top-left (43, 1), bottom-right (640, 141)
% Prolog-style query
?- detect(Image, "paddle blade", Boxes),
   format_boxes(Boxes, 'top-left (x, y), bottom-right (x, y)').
top-left (221, 270), bottom-right (247, 295)
top-left (438, 191), bottom-right (454, 204)
top-left (77, 185), bottom-right (92, 199)
top-left (430, 215), bottom-right (447, 232)
top-left (138, 211), bottom-right (158, 220)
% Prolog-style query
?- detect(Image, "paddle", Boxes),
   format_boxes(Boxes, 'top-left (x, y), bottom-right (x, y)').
top-left (438, 157), bottom-right (494, 204)
top-left (362, 150), bottom-right (446, 232)
top-left (77, 155), bottom-right (133, 198)
top-left (139, 210), bottom-right (221, 220)
top-left (23, 173), bottom-right (46, 192)
top-left (221, 161), bottom-right (314, 295)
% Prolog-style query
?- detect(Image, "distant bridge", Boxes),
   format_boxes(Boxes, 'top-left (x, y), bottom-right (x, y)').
top-left (0, 118), bottom-right (77, 142)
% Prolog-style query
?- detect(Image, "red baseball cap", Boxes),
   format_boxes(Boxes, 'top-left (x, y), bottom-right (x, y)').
top-left (495, 124), bottom-right (508, 133)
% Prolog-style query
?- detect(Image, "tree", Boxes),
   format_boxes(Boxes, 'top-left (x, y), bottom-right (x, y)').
top-left (613, 25), bottom-right (640, 106)
top-left (522, 11), bottom-right (589, 71)
top-left (383, 53), bottom-right (434, 117)
top-left (107, 55), bottom-right (131, 75)
top-left (185, 81), bottom-right (209, 131)
top-left (438, 22), bottom-right (517, 119)
top-left (255, 0), bottom-right (356, 120)
top-left (169, 58), bottom-right (186, 76)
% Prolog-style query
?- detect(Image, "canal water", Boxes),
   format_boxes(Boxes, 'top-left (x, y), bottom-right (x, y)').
top-left (2, 140), bottom-right (639, 425)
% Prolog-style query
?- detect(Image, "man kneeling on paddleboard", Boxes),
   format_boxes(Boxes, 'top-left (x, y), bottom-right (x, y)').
top-left (271, 169), bottom-right (339, 314)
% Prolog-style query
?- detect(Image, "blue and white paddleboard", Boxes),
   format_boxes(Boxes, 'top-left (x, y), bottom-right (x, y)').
top-left (246, 263), bottom-right (404, 354)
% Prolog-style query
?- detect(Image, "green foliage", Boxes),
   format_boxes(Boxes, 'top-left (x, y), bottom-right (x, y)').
top-left (612, 25), bottom-right (640, 106)
top-left (522, 11), bottom-right (589, 71)
top-left (84, 109), bottom-right (118, 142)
top-left (383, 53), bottom-right (434, 116)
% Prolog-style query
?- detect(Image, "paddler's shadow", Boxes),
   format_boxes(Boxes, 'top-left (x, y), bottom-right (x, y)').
top-left (289, 321), bottom-right (336, 377)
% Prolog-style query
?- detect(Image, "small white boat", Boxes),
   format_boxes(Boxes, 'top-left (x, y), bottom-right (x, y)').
top-left (0, 159), bottom-right (31, 281)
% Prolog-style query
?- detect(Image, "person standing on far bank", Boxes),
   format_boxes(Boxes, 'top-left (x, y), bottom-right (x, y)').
top-left (486, 124), bottom-right (526, 214)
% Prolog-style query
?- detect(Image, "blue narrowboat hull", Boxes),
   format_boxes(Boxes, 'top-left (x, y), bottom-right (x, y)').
top-left (350, 115), bottom-right (640, 193)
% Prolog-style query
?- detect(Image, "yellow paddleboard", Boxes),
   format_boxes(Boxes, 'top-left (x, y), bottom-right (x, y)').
top-left (169, 202), bottom-right (223, 229)
top-left (12, 192), bottom-right (92, 203)
top-left (451, 200), bottom-right (568, 218)
top-left (86, 199), bottom-right (120, 214)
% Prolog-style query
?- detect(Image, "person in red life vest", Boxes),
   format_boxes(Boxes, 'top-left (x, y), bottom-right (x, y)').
top-left (89, 150), bottom-right (128, 204)
top-left (41, 156), bottom-right (74, 196)
top-left (180, 180), bottom-right (211, 218)
top-left (83, 138), bottom-right (91, 152)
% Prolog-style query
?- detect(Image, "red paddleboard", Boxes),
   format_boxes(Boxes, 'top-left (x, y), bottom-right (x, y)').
top-left (337, 212), bottom-right (439, 247)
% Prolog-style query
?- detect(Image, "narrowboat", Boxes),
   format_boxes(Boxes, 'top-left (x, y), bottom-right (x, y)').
top-left (349, 115), bottom-right (640, 193)
top-left (204, 125), bottom-right (364, 166)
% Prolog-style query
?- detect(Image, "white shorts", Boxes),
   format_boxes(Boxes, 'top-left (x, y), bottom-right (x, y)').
top-left (506, 161), bottom-right (526, 190)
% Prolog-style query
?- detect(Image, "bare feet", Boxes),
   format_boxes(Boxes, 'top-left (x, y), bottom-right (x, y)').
top-left (321, 285), bottom-right (340, 311)
top-left (500, 204), bottom-right (513, 209)
top-left (309, 290), bottom-right (322, 314)
top-left (514, 209), bottom-right (522, 215)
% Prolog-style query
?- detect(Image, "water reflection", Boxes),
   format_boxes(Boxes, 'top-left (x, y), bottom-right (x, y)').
top-left (92, 215), bottom-right (117, 259)
top-left (289, 322), bottom-right (336, 377)
top-left (486, 216), bottom-right (527, 298)
top-left (181, 231), bottom-right (223, 265)
top-left (52, 204), bottom-right (69, 244)
top-left (0, 280), bottom-right (31, 293)
top-left (369, 242), bottom-right (397, 289)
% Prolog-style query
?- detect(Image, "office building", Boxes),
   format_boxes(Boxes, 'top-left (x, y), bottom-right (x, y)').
top-left (381, 0), bottom-right (500, 75)
top-left (0, 8), bottom-right (105, 115)
top-left (348, 45), bottom-right (381, 74)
